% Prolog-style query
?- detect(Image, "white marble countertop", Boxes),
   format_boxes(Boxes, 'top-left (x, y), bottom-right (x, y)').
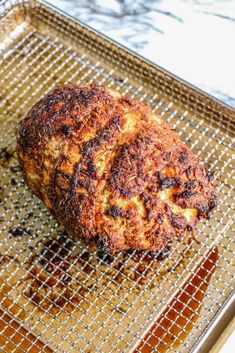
top-left (48, 0), bottom-right (235, 109)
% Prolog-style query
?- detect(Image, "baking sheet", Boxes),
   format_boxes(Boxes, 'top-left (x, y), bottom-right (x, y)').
top-left (0, 1), bottom-right (234, 352)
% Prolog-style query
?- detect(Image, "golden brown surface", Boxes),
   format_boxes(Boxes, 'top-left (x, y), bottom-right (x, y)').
top-left (17, 84), bottom-right (217, 253)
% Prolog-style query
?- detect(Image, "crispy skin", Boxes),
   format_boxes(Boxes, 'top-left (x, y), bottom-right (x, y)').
top-left (17, 84), bottom-right (217, 253)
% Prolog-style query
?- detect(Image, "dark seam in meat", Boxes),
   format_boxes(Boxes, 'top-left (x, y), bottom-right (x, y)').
top-left (184, 180), bottom-right (196, 190)
top-left (61, 125), bottom-right (71, 136)
top-left (106, 205), bottom-right (125, 219)
top-left (159, 177), bottom-right (181, 189)
top-left (81, 116), bottom-right (120, 157)
top-left (178, 150), bottom-right (188, 164)
top-left (174, 191), bottom-right (196, 199)
top-left (95, 235), bottom-right (110, 252)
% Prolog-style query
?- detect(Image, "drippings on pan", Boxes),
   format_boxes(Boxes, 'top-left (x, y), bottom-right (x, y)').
top-left (19, 234), bottom-right (189, 314)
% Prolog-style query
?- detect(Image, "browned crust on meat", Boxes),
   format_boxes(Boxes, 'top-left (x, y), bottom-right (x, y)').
top-left (17, 84), bottom-right (217, 253)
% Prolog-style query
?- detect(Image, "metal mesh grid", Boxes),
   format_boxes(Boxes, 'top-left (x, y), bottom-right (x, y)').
top-left (0, 1), bottom-right (234, 353)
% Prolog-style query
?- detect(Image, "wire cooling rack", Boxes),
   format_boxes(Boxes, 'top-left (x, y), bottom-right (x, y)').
top-left (0, 1), bottom-right (234, 352)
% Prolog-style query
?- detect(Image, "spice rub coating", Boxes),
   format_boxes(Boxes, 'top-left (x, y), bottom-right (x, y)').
top-left (17, 84), bottom-right (217, 253)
